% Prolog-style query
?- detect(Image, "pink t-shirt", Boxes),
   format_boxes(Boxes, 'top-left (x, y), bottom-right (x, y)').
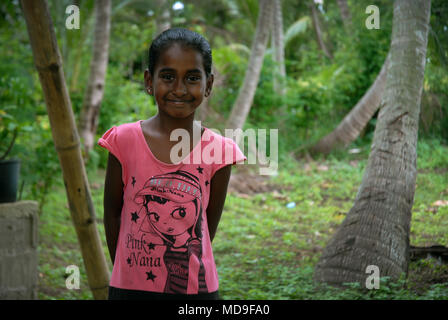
top-left (98, 120), bottom-right (246, 294)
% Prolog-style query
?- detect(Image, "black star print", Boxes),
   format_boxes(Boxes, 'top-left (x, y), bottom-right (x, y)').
top-left (205, 180), bottom-right (209, 186)
top-left (147, 242), bottom-right (155, 251)
top-left (131, 176), bottom-right (136, 187)
top-left (196, 166), bottom-right (203, 174)
top-left (131, 211), bottom-right (139, 223)
top-left (146, 271), bottom-right (157, 281)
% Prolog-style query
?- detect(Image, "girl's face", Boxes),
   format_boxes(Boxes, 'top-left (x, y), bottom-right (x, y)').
top-left (145, 43), bottom-right (213, 119)
top-left (147, 200), bottom-right (197, 236)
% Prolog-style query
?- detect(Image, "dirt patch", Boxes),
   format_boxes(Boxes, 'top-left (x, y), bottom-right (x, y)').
top-left (228, 166), bottom-right (289, 197)
top-left (407, 257), bottom-right (448, 294)
top-left (228, 173), bottom-right (271, 195)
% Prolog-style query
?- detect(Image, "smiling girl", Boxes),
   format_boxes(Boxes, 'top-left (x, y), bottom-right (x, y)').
top-left (98, 28), bottom-right (246, 300)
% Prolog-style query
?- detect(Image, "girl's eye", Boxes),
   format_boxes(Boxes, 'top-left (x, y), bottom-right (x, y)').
top-left (187, 75), bottom-right (201, 82)
top-left (171, 207), bottom-right (186, 220)
top-left (161, 74), bottom-right (174, 81)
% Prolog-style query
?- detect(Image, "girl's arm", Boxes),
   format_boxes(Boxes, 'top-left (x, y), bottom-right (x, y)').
top-left (103, 152), bottom-right (124, 265)
top-left (206, 165), bottom-right (232, 243)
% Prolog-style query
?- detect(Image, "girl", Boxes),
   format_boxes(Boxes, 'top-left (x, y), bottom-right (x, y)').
top-left (99, 28), bottom-right (246, 300)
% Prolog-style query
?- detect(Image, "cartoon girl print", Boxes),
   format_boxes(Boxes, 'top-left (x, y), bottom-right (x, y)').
top-left (133, 170), bottom-right (208, 294)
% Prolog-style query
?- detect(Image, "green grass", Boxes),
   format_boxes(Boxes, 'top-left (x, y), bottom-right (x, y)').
top-left (35, 138), bottom-right (448, 299)
top-left (36, 169), bottom-right (112, 300)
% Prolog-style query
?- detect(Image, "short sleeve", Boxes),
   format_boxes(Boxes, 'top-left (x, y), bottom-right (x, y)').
top-left (210, 136), bottom-right (247, 178)
top-left (98, 126), bottom-right (123, 164)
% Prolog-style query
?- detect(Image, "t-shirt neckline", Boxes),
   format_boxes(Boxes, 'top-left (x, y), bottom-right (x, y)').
top-left (137, 120), bottom-right (208, 168)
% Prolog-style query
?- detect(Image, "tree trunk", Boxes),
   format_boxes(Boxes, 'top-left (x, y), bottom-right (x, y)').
top-left (272, 0), bottom-right (286, 97)
top-left (311, 53), bottom-right (390, 154)
top-left (154, 0), bottom-right (171, 38)
top-left (21, 0), bottom-right (110, 299)
top-left (78, 0), bottom-right (111, 158)
top-left (313, 0), bottom-right (431, 286)
top-left (70, 8), bottom-right (95, 93)
top-left (226, 0), bottom-right (273, 130)
top-left (310, 1), bottom-right (333, 60)
top-left (336, 0), bottom-right (352, 31)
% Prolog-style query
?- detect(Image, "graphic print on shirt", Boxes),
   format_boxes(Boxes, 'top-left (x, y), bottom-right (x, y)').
top-left (127, 170), bottom-right (208, 294)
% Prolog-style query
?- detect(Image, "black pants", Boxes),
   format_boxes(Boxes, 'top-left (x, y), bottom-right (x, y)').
top-left (108, 286), bottom-right (220, 300)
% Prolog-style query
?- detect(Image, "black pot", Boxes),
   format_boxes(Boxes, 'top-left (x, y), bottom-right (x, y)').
top-left (0, 158), bottom-right (21, 203)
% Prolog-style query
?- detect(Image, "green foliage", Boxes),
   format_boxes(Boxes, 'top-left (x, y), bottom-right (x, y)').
top-left (2, 0), bottom-right (447, 300)
top-left (108, 20), bottom-right (154, 76)
top-left (0, 2), bottom-right (63, 209)
top-left (0, 72), bottom-right (60, 209)
top-left (93, 66), bottom-right (157, 167)
top-left (284, 16), bottom-right (310, 48)
top-left (421, 61), bottom-right (448, 142)
top-left (0, 85), bottom-right (20, 159)
top-left (34, 145), bottom-right (448, 299)
top-left (417, 139), bottom-right (448, 171)
top-left (37, 169), bottom-right (109, 300)
top-left (208, 45), bottom-right (247, 120)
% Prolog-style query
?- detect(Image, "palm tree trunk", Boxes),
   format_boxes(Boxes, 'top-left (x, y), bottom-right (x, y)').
top-left (226, 0), bottom-right (273, 130)
top-left (78, 0), bottom-right (111, 158)
top-left (154, 0), bottom-right (171, 38)
top-left (311, 53), bottom-right (390, 154)
top-left (314, 0), bottom-right (431, 286)
top-left (70, 8), bottom-right (95, 93)
top-left (310, 1), bottom-right (333, 60)
top-left (272, 0), bottom-right (286, 97)
top-left (21, 0), bottom-right (110, 299)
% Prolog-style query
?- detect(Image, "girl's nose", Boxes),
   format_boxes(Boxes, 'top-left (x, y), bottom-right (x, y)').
top-left (173, 79), bottom-right (187, 96)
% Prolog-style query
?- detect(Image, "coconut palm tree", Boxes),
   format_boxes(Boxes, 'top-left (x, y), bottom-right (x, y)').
top-left (314, 0), bottom-right (431, 286)
top-left (272, 0), bottom-right (286, 97)
top-left (310, 0), bottom-right (332, 60)
top-left (311, 53), bottom-right (390, 154)
top-left (226, 0), bottom-right (273, 130)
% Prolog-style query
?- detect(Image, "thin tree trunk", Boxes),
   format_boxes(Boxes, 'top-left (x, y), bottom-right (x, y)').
top-left (310, 2), bottom-right (333, 60)
top-left (336, 0), bottom-right (352, 31)
top-left (226, 0), bottom-right (273, 130)
top-left (154, 0), bottom-right (171, 38)
top-left (70, 8), bottom-right (95, 92)
top-left (313, 0), bottom-right (431, 286)
top-left (311, 53), bottom-right (390, 154)
top-left (21, 0), bottom-right (110, 299)
top-left (78, 0), bottom-right (111, 158)
top-left (272, 0), bottom-right (286, 96)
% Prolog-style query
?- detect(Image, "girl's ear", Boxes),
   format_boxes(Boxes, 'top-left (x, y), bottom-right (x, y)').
top-left (205, 74), bottom-right (214, 97)
top-left (144, 69), bottom-right (153, 95)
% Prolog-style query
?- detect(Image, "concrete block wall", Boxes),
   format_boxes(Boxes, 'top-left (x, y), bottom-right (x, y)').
top-left (0, 201), bottom-right (38, 299)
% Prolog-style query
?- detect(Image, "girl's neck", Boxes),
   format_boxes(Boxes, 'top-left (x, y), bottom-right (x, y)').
top-left (151, 112), bottom-right (197, 136)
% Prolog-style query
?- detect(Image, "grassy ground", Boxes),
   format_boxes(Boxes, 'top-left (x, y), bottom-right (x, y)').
top-left (36, 139), bottom-right (448, 300)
